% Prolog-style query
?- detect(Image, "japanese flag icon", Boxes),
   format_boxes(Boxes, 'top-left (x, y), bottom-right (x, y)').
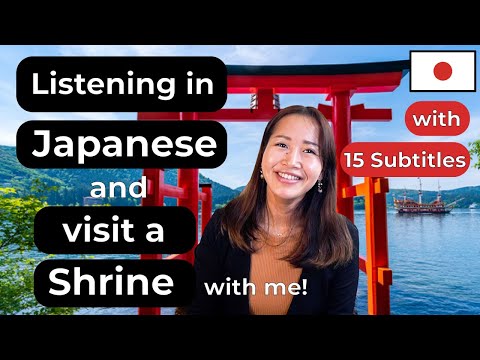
top-left (410, 50), bottom-right (476, 92)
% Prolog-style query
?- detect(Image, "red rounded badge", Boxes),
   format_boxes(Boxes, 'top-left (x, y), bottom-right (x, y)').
top-left (405, 101), bottom-right (469, 136)
top-left (340, 142), bottom-right (470, 177)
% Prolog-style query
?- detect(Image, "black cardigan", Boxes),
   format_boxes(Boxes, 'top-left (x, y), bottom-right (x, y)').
top-left (187, 209), bottom-right (360, 315)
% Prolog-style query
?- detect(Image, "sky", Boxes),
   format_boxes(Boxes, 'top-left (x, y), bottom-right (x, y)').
top-left (1, 45), bottom-right (479, 191)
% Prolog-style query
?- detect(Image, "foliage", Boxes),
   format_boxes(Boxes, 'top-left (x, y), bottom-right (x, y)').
top-left (0, 180), bottom-right (49, 253)
top-left (0, 180), bottom-right (76, 315)
top-left (469, 140), bottom-right (480, 170)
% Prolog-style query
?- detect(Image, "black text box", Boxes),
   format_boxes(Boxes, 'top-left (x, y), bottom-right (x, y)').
top-left (17, 56), bottom-right (227, 112)
top-left (34, 259), bottom-right (195, 307)
top-left (35, 206), bottom-right (196, 254)
top-left (16, 120), bottom-right (227, 168)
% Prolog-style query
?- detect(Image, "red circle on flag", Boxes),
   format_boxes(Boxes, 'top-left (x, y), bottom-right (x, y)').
top-left (433, 62), bottom-right (452, 81)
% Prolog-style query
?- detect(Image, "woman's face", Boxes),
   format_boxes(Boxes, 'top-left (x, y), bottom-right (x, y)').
top-left (261, 114), bottom-right (323, 203)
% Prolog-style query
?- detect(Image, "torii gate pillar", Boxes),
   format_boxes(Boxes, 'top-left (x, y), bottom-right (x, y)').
top-left (331, 91), bottom-right (353, 222)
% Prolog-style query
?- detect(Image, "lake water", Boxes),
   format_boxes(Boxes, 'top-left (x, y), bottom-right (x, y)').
top-left (355, 209), bottom-right (480, 315)
top-left (58, 209), bottom-right (480, 315)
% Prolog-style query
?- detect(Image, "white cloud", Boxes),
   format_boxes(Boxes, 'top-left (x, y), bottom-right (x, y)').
top-left (223, 46), bottom-right (292, 64)
top-left (351, 124), bottom-right (378, 140)
top-left (0, 130), bottom-right (15, 146)
top-left (58, 45), bottom-right (315, 66)
top-left (59, 45), bottom-right (186, 57)
top-left (59, 45), bottom-right (201, 56)
top-left (128, 45), bottom-right (184, 56)
top-left (58, 45), bottom-right (171, 57)
top-left (0, 80), bottom-right (15, 102)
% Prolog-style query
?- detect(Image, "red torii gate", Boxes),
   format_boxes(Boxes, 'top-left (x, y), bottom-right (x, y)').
top-left (138, 60), bottom-right (410, 315)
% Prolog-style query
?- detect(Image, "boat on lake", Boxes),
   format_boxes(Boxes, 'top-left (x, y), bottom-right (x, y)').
top-left (393, 179), bottom-right (462, 214)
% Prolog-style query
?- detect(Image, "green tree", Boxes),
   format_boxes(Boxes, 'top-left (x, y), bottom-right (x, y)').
top-left (469, 140), bottom-right (480, 169)
top-left (0, 180), bottom-right (76, 315)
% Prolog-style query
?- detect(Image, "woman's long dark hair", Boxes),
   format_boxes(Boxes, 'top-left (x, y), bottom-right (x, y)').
top-left (220, 105), bottom-right (353, 268)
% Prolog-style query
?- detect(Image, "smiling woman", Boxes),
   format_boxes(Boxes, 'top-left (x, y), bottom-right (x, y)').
top-left (261, 113), bottom-right (323, 204)
top-left (187, 105), bottom-right (359, 315)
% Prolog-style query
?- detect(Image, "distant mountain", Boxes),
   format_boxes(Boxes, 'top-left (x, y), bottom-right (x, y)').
top-left (0, 145), bottom-right (241, 209)
top-left (235, 186), bottom-right (246, 192)
top-left (0, 146), bottom-right (61, 187)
